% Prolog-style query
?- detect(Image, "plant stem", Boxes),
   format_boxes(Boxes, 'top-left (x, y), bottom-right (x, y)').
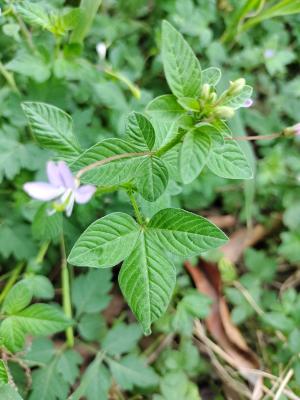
top-left (60, 236), bottom-right (74, 348)
top-left (128, 191), bottom-right (144, 225)
top-left (76, 151), bottom-right (151, 179)
top-left (36, 241), bottom-right (50, 264)
top-left (225, 133), bottom-right (281, 141)
top-left (155, 130), bottom-right (186, 157)
top-left (0, 262), bottom-right (24, 305)
top-left (0, 62), bottom-right (20, 94)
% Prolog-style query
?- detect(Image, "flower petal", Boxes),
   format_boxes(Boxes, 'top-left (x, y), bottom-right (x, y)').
top-left (75, 185), bottom-right (96, 204)
top-left (58, 161), bottom-right (75, 189)
top-left (65, 192), bottom-right (75, 217)
top-left (47, 161), bottom-right (63, 187)
top-left (24, 182), bottom-right (65, 201)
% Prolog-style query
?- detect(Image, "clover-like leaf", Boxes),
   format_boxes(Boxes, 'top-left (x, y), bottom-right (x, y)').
top-left (119, 233), bottom-right (176, 334)
top-left (147, 208), bottom-right (228, 257)
top-left (162, 21), bottom-right (202, 98)
top-left (179, 128), bottom-right (211, 183)
top-left (126, 112), bottom-right (155, 150)
top-left (136, 156), bottom-right (169, 202)
top-left (22, 102), bottom-right (81, 160)
top-left (68, 213), bottom-right (140, 268)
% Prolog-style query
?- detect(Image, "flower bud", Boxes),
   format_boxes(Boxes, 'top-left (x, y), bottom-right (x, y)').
top-left (215, 106), bottom-right (235, 119)
top-left (209, 92), bottom-right (217, 103)
top-left (96, 42), bottom-right (107, 60)
top-left (201, 83), bottom-right (210, 99)
top-left (229, 78), bottom-right (246, 94)
top-left (283, 123), bottom-right (300, 137)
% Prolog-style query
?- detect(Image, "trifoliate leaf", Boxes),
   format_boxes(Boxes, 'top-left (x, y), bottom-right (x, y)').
top-left (136, 156), bottom-right (169, 202)
top-left (162, 21), bottom-right (202, 98)
top-left (72, 269), bottom-right (112, 317)
top-left (148, 208), bottom-right (228, 257)
top-left (126, 112), bottom-right (155, 150)
top-left (119, 233), bottom-right (176, 334)
top-left (68, 213), bottom-right (140, 268)
top-left (21, 102), bottom-right (81, 160)
top-left (179, 128), bottom-right (211, 183)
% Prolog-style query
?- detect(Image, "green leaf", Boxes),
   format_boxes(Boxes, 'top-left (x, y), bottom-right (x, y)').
top-left (2, 282), bottom-right (32, 315)
top-left (136, 156), bottom-right (169, 202)
top-left (57, 349), bottom-right (82, 386)
top-left (146, 95), bottom-right (185, 122)
top-left (108, 355), bottom-right (159, 390)
top-left (0, 384), bottom-right (23, 400)
top-left (162, 21), bottom-right (202, 98)
top-left (177, 97), bottom-right (200, 112)
top-left (68, 213), bottom-right (140, 268)
top-left (71, 355), bottom-right (110, 400)
top-left (72, 269), bottom-right (112, 317)
top-left (30, 359), bottom-right (69, 400)
top-left (0, 360), bottom-right (9, 385)
top-left (126, 112), bottom-right (155, 150)
top-left (102, 323), bottom-right (142, 356)
top-left (21, 102), bottom-right (81, 160)
top-left (0, 318), bottom-right (25, 353)
top-left (78, 313), bottom-right (106, 341)
top-left (24, 337), bottom-right (55, 364)
top-left (202, 67), bottom-right (221, 86)
top-left (223, 85), bottom-right (253, 109)
top-left (16, 2), bottom-right (51, 30)
top-left (148, 208), bottom-right (228, 257)
top-left (207, 140), bottom-right (253, 179)
top-left (13, 304), bottom-right (70, 336)
top-left (71, 138), bottom-right (146, 186)
top-left (23, 275), bottom-right (55, 300)
top-left (179, 128), bottom-right (211, 183)
top-left (119, 233), bottom-right (176, 334)
top-left (32, 204), bottom-right (63, 242)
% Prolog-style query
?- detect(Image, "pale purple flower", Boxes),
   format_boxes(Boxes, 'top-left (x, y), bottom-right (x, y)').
top-left (241, 98), bottom-right (253, 108)
top-left (24, 161), bottom-right (96, 217)
top-left (264, 49), bottom-right (274, 59)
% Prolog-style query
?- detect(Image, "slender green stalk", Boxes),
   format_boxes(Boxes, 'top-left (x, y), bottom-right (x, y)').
top-left (36, 241), bottom-right (50, 264)
top-left (0, 62), bottom-right (20, 94)
top-left (0, 262), bottom-right (24, 305)
top-left (105, 68), bottom-right (141, 99)
top-left (128, 191), bottom-right (144, 226)
top-left (155, 130), bottom-right (186, 157)
top-left (60, 236), bottom-right (74, 348)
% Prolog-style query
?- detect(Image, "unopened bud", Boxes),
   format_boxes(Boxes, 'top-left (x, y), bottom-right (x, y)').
top-left (209, 92), bottom-right (217, 103)
top-left (201, 83), bottom-right (210, 99)
top-left (96, 42), bottom-right (107, 60)
top-left (215, 106), bottom-right (235, 119)
top-left (229, 78), bottom-right (246, 94)
top-left (283, 123), bottom-right (300, 137)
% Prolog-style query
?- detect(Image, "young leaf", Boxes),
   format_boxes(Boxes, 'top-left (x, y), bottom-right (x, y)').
top-left (16, 2), bottom-right (51, 30)
top-left (2, 281), bottom-right (32, 315)
top-left (0, 360), bottom-right (9, 385)
top-left (207, 140), bottom-right (253, 179)
top-left (108, 355), bottom-right (159, 390)
top-left (68, 213), bottom-right (140, 268)
top-left (136, 156), bottom-right (169, 202)
top-left (202, 67), bottom-right (221, 86)
top-left (148, 208), bottom-right (228, 257)
top-left (30, 359), bottom-right (69, 400)
top-left (177, 97), bottom-right (200, 112)
top-left (13, 304), bottom-right (71, 335)
top-left (71, 356), bottom-right (111, 400)
top-left (162, 21), bottom-right (202, 98)
top-left (72, 269), bottom-right (112, 317)
top-left (21, 102), bottom-right (81, 160)
top-left (102, 323), bottom-right (142, 356)
top-left (179, 128), bottom-right (211, 183)
top-left (223, 85), bottom-right (253, 109)
top-left (119, 233), bottom-right (176, 334)
top-left (126, 112), bottom-right (155, 150)
top-left (71, 138), bottom-right (146, 186)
